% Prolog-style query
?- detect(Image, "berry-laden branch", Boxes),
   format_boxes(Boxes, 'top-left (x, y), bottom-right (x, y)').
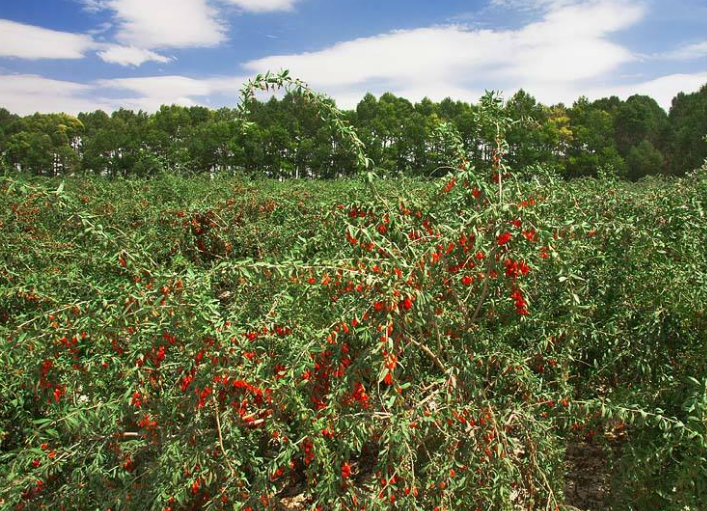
top-left (238, 70), bottom-right (373, 172)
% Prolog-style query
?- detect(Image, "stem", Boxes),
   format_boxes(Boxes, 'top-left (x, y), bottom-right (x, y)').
top-left (409, 338), bottom-right (457, 388)
top-left (212, 394), bottom-right (236, 477)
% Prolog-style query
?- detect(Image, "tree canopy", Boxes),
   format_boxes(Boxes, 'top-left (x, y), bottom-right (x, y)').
top-left (1, 84), bottom-right (706, 180)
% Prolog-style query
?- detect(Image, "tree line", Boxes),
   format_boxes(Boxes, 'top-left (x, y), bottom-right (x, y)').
top-left (1, 83), bottom-right (706, 180)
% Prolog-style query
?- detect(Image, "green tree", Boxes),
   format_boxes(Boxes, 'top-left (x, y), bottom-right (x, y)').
top-left (505, 90), bottom-right (551, 170)
top-left (567, 97), bottom-right (626, 178)
top-left (614, 95), bottom-right (668, 156)
top-left (0, 108), bottom-right (20, 154)
top-left (6, 131), bottom-right (54, 174)
top-left (5, 113), bottom-right (83, 175)
top-left (626, 140), bottom-right (665, 180)
top-left (666, 84), bottom-right (707, 175)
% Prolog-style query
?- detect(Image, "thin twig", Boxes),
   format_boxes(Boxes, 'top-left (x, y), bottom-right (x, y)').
top-left (212, 394), bottom-right (236, 477)
top-left (409, 338), bottom-right (457, 388)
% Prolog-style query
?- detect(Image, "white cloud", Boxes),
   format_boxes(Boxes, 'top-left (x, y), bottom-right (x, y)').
top-left (244, 0), bottom-right (646, 107)
top-left (0, 74), bottom-right (111, 115)
top-left (99, 75), bottom-right (214, 109)
top-left (87, 22), bottom-right (113, 36)
top-left (586, 72), bottom-right (707, 110)
top-left (221, 0), bottom-right (299, 12)
top-left (0, 0), bottom-right (702, 117)
top-left (393, 83), bottom-right (484, 105)
top-left (0, 18), bottom-right (174, 68)
top-left (97, 45), bottom-right (172, 66)
top-left (0, 18), bottom-right (176, 68)
top-left (490, 0), bottom-right (577, 10)
top-left (2, 67), bottom-right (705, 117)
top-left (79, 0), bottom-right (110, 14)
top-left (105, 0), bottom-right (227, 49)
top-left (96, 75), bottom-right (247, 110)
top-left (493, 70), bottom-right (707, 111)
top-left (86, 0), bottom-right (304, 52)
top-left (0, 73), bottom-right (246, 115)
top-left (0, 19), bottom-right (96, 59)
top-left (656, 41), bottom-right (707, 61)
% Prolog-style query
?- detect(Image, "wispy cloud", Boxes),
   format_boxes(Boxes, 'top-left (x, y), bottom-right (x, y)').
top-left (1, 65), bottom-right (704, 116)
top-left (0, 17), bottom-right (173, 68)
top-left (586, 71), bottom-right (707, 109)
top-left (2, 0), bottom-right (305, 66)
top-left (0, 74), bottom-right (110, 114)
top-left (655, 40), bottom-right (707, 61)
top-left (87, 22), bottom-right (113, 36)
top-left (0, 19), bottom-right (97, 60)
top-left (103, 0), bottom-right (227, 49)
top-left (97, 45), bottom-right (172, 66)
top-left (0, 73), bottom-right (245, 114)
top-left (221, 0), bottom-right (301, 13)
top-left (95, 75), bottom-right (247, 111)
top-left (489, 0), bottom-right (579, 13)
top-left (78, 0), bottom-right (110, 14)
top-left (244, 0), bottom-right (646, 107)
top-left (83, 0), bottom-right (306, 52)
top-left (1, 0), bottom-right (704, 115)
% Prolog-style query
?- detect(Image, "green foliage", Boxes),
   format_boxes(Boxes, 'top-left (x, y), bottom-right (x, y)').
top-left (614, 95), bottom-right (668, 156)
top-left (666, 85), bottom-right (707, 175)
top-left (626, 140), bottom-right (664, 180)
top-left (2, 172), bottom-right (707, 510)
top-left (2, 81), bottom-right (706, 180)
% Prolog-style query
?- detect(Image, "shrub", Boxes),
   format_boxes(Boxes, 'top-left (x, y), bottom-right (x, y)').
top-left (1, 75), bottom-right (706, 511)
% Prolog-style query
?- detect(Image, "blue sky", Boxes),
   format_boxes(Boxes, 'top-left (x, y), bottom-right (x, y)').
top-left (1, 0), bottom-right (707, 114)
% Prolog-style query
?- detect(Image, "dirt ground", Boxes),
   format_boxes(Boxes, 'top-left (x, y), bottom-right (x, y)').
top-left (278, 441), bottom-right (617, 511)
top-left (563, 442), bottom-right (613, 511)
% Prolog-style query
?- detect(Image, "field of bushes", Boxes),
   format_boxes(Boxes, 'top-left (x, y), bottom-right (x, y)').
top-left (1, 77), bottom-right (706, 511)
top-left (1, 161), bottom-right (707, 510)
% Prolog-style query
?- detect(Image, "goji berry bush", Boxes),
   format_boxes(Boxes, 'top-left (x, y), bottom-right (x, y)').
top-left (1, 76), bottom-right (706, 511)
